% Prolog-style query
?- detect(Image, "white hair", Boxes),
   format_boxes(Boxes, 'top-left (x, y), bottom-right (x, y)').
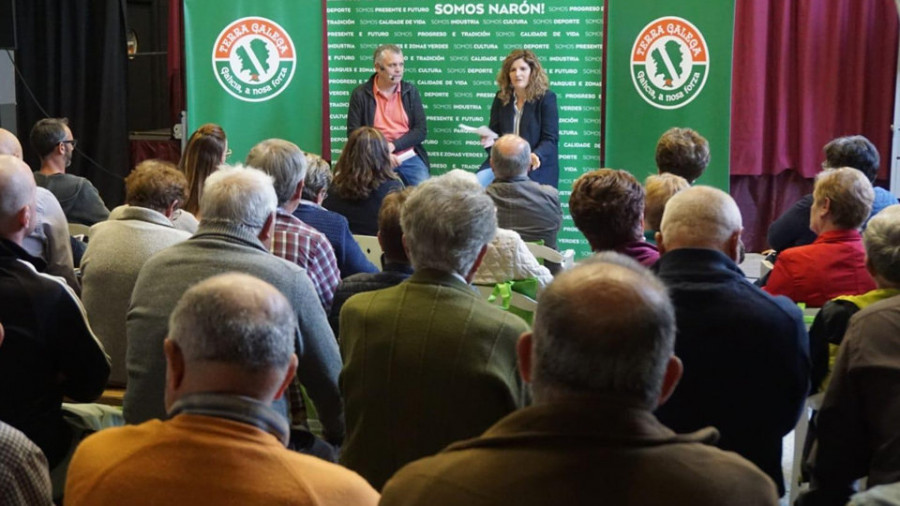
top-left (660, 185), bottom-right (742, 248)
top-left (245, 139), bottom-right (307, 206)
top-left (169, 273), bottom-right (296, 370)
top-left (401, 171), bottom-right (496, 276)
top-left (864, 204), bottom-right (900, 285)
top-left (199, 164), bottom-right (277, 231)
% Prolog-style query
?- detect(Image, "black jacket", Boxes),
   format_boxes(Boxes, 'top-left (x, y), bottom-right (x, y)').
top-left (653, 248), bottom-right (810, 496)
top-left (0, 238), bottom-right (109, 466)
top-left (347, 74), bottom-right (429, 168)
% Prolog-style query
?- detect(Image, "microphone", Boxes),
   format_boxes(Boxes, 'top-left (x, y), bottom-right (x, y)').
top-left (378, 63), bottom-right (397, 81)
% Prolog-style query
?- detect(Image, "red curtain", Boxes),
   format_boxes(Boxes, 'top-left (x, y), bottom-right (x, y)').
top-left (730, 0), bottom-right (899, 251)
top-left (167, 0), bottom-right (185, 126)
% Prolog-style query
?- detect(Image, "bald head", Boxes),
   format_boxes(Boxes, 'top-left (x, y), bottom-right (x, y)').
top-left (0, 155), bottom-right (36, 242)
top-left (490, 134), bottom-right (531, 179)
top-left (164, 273), bottom-right (299, 409)
top-left (659, 186), bottom-right (742, 255)
top-left (0, 129), bottom-right (23, 159)
top-left (528, 253), bottom-right (676, 408)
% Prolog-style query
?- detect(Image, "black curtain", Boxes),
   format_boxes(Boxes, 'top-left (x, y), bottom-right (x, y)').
top-left (14, 0), bottom-right (129, 207)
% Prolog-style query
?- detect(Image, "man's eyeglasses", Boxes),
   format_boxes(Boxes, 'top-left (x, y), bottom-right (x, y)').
top-left (61, 139), bottom-right (78, 148)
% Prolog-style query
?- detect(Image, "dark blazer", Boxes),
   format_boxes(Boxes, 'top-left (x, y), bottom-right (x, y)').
top-left (347, 74), bottom-right (429, 167)
top-left (322, 179), bottom-right (404, 236)
top-left (653, 248), bottom-right (810, 496)
top-left (484, 90), bottom-right (559, 187)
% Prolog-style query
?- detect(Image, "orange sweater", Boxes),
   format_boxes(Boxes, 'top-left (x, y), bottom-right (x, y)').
top-left (64, 414), bottom-right (379, 505)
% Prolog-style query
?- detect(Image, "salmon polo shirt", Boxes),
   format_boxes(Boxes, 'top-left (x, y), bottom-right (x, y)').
top-left (373, 82), bottom-right (413, 155)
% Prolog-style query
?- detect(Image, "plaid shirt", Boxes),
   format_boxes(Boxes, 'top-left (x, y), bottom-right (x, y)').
top-left (0, 421), bottom-right (52, 505)
top-left (272, 209), bottom-right (340, 311)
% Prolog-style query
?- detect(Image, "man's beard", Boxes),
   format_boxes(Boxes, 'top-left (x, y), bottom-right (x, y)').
top-left (64, 149), bottom-right (72, 167)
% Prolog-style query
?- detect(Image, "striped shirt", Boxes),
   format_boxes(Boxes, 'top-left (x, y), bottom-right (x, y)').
top-left (272, 209), bottom-right (340, 311)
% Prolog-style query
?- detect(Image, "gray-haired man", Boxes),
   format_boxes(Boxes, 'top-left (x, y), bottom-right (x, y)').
top-left (67, 273), bottom-right (378, 506)
top-left (486, 134), bottom-right (561, 251)
top-left (124, 165), bottom-right (344, 451)
top-left (339, 171), bottom-right (529, 490)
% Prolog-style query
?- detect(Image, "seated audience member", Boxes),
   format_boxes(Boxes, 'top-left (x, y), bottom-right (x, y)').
top-left (329, 188), bottom-right (413, 336)
top-left (81, 160), bottom-right (192, 387)
top-left (797, 234), bottom-right (900, 506)
top-left (124, 165), bottom-right (344, 452)
top-left (655, 127), bottom-right (710, 183)
top-left (246, 139), bottom-right (340, 310)
top-left (643, 172), bottom-right (690, 243)
top-left (653, 186), bottom-right (809, 496)
top-left (323, 127), bottom-right (404, 235)
top-left (29, 118), bottom-right (109, 225)
top-left (808, 204), bottom-right (900, 390)
top-left (0, 155), bottom-right (109, 469)
top-left (485, 134), bottom-right (562, 250)
top-left (339, 172), bottom-right (529, 490)
top-left (65, 274), bottom-right (379, 506)
top-left (769, 135), bottom-right (898, 251)
top-left (0, 322), bottom-right (53, 506)
top-left (442, 169), bottom-right (553, 290)
top-left (294, 154), bottom-right (378, 277)
top-left (176, 123), bottom-right (228, 231)
top-left (764, 167), bottom-right (876, 307)
top-left (380, 254), bottom-right (779, 506)
top-left (570, 168), bottom-right (659, 266)
top-left (473, 227), bottom-right (553, 290)
top-left (0, 127), bottom-right (77, 291)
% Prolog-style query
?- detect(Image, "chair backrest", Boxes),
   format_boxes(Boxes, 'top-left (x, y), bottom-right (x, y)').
top-left (352, 234), bottom-right (382, 271)
top-left (474, 282), bottom-right (538, 324)
top-left (68, 222), bottom-right (90, 238)
top-left (525, 242), bottom-right (575, 271)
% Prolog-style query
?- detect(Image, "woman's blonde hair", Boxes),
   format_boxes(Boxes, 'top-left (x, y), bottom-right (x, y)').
top-left (496, 49), bottom-right (549, 105)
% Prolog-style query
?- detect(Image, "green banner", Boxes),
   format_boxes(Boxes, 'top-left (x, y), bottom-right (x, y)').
top-left (605, 1), bottom-right (734, 190)
top-left (326, 0), bottom-right (603, 258)
top-left (184, 1), bottom-right (323, 162)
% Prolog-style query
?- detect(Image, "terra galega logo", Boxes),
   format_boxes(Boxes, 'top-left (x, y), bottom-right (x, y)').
top-left (212, 17), bottom-right (296, 102)
top-left (630, 17), bottom-right (709, 110)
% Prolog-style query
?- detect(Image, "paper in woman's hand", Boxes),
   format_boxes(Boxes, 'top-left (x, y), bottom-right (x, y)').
top-left (458, 124), bottom-right (498, 139)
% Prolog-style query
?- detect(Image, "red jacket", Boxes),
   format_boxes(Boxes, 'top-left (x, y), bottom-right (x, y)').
top-left (764, 229), bottom-right (875, 307)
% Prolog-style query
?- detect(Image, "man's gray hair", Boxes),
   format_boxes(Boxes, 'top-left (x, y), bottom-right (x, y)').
top-left (660, 185), bottom-right (742, 248)
top-left (373, 44), bottom-right (402, 64)
top-left (490, 134), bottom-right (531, 179)
top-left (245, 139), bottom-right (307, 206)
top-left (169, 273), bottom-right (296, 370)
top-left (0, 155), bottom-right (35, 220)
top-left (302, 154), bottom-right (332, 201)
top-left (199, 164), bottom-right (277, 231)
top-left (863, 204), bottom-right (900, 285)
top-left (531, 252), bottom-right (676, 408)
top-left (401, 170), bottom-right (496, 276)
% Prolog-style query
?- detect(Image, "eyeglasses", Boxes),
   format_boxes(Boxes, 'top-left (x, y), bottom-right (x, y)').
top-left (224, 149), bottom-right (233, 158)
top-left (61, 139), bottom-right (78, 148)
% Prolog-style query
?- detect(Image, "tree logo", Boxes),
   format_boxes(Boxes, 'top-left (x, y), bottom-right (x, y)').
top-left (212, 17), bottom-right (296, 102)
top-left (630, 17), bottom-right (709, 110)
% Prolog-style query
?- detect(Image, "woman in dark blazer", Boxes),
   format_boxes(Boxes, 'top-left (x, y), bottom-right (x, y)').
top-left (477, 49), bottom-right (559, 188)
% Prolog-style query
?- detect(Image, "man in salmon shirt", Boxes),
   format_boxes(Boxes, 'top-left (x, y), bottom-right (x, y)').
top-left (347, 44), bottom-right (429, 186)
